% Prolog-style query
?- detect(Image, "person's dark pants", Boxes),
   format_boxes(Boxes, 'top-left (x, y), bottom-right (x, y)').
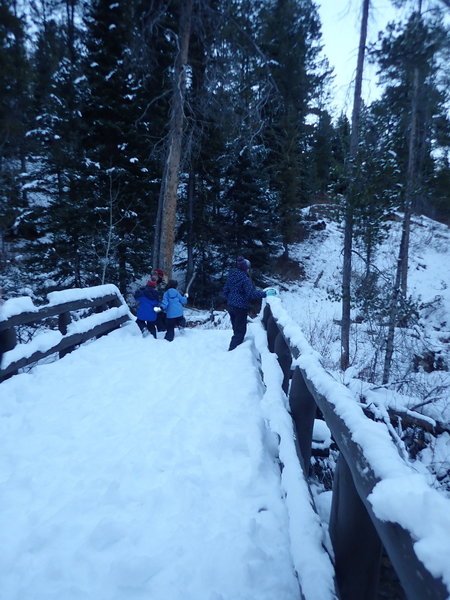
top-left (164, 317), bottom-right (183, 342)
top-left (136, 319), bottom-right (157, 339)
top-left (228, 306), bottom-right (248, 350)
top-left (156, 311), bottom-right (167, 332)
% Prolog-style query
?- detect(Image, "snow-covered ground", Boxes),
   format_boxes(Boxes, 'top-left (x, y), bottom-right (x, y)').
top-left (0, 321), bottom-right (335, 600)
top-left (279, 209), bottom-right (450, 419)
top-left (1, 208), bottom-right (450, 598)
top-left (273, 208), bottom-right (450, 491)
top-left (2, 287), bottom-right (450, 598)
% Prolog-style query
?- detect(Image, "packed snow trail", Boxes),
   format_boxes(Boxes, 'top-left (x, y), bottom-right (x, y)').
top-left (0, 324), bottom-right (300, 600)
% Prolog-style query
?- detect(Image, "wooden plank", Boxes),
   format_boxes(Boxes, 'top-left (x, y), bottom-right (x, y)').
top-left (305, 369), bottom-right (447, 600)
top-left (0, 294), bottom-right (119, 331)
top-left (266, 305), bottom-right (448, 600)
top-left (0, 315), bottom-right (129, 381)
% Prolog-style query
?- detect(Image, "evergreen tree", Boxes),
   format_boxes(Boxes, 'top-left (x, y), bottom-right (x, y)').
top-left (24, 0), bottom-right (89, 291)
top-left (175, 0), bottom-right (277, 301)
top-left (309, 108), bottom-right (335, 202)
top-left (352, 104), bottom-right (401, 317)
top-left (219, 147), bottom-right (277, 271)
top-left (0, 1), bottom-right (31, 266)
top-left (340, 0), bottom-right (370, 371)
top-left (81, 0), bottom-right (157, 292)
top-left (259, 0), bottom-right (328, 256)
top-left (428, 157), bottom-right (450, 222)
top-left (372, 10), bottom-right (449, 382)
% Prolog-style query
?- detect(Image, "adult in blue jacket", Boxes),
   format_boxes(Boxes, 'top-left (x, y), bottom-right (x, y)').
top-left (134, 280), bottom-right (159, 338)
top-left (161, 279), bottom-right (188, 342)
top-left (223, 256), bottom-right (266, 351)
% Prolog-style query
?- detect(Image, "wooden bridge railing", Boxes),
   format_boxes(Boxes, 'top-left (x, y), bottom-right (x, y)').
top-left (262, 299), bottom-right (450, 600)
top-left (0, 284), bottom-right (132, 382)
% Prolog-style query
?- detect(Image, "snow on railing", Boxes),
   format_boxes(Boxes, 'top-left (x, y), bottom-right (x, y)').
top-left (262, 297), bottom-right (450, 600)
top-left (252, 321), bottom-right (339, 600)
top-left (0, 284), bottom-right (134, 382)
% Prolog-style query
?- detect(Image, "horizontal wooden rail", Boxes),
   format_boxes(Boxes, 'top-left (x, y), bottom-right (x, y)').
top-left (0, 293), bottom-right (123, 331)
top-left (0, 284), bottom-right (133, 382)
top-left (262, 301), bottom-right (450, 600)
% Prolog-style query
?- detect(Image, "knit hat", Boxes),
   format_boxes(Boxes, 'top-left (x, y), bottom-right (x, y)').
top-left (147, 280), bottom-right (157, 287)
top-left (237, 256), bottom-right (251, 271)
top-left (154, 268), bottom-right (164, 277)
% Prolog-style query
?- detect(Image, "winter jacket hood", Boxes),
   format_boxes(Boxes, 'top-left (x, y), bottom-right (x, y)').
top-left (161, 288), bottom-right (187, 319)
top-left (134, 286), bottom-right (159, 322)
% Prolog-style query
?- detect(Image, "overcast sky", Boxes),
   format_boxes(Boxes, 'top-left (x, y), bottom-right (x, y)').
top-left (317, 0), bottom-right (413, 114)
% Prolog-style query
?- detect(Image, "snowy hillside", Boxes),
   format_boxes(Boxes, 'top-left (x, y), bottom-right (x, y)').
top-left (276, 207), bottom-right (450, 416)
top-left (269, 206), bottom-right (450, 492)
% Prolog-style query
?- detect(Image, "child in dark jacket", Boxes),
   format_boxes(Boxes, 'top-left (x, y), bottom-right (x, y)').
top-left (223, 256), bottom-right (266, 350)
top-left (161, 279), bottom-right (188, 342)
top-left (134, 280), bottom-right (160, 338)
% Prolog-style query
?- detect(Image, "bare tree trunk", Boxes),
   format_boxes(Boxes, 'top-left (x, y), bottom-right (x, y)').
top-left (400, 65), bottom-right (420, 296)
top-left (152, 162), bottom-right (166, 266)
top-left (101, 173), bottom-right (115, 285)
top-left (153, 0), bottom-right (193, 278)
top-left (383, 58), bottom-right (421, 384)
top-left (186, 166), bottom-right (195, 284)
top-left (340, 0), bottom-right (370, 371)
top-left (118, 242), bottom-right (127, 293)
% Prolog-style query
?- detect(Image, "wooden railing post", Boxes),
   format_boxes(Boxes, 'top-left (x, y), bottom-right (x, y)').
top-left (0, 325), bottom-right (17, 353)
top-left (261, 301), bottom-right (450, 600)
top-left (266, 315), bottom-right (279, 353)
top-left (58, 311), bottom-right (72, 358)
top-left (0, 325), bottom-right (18, 377)
top-left (329, 453), bottom-right (382, 600)
top-left (0, 286), bottom-right (131, 382)
top-left (262, 304), bottom-right (271, 328)
top-left (288, 367), bottom-right (317, 477)
top-left (274, 331), bottom-right (292, 394)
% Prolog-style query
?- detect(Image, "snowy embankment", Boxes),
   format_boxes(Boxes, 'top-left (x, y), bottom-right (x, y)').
top-left (267, 296), bottom-right (450, 594)
top-left (280, 209), bottom-right (450, 422)
top-left (277, 207), bottom-right (450, 493)
top-left (0, 321), bottom-right (335, 600)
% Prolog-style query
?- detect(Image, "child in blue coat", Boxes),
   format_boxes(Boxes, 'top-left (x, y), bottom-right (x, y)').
top-left (161, 279), bottom-right (188, 342)
top-left (134, 280), bottom-right (159, 338)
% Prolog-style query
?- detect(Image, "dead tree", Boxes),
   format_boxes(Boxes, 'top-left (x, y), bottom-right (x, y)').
top-left (340, 0), bottom-right (370, 371)
top-left (153, 0), bottom-right (193, 278)
top-left (383, 4), bottom-right (422, 384)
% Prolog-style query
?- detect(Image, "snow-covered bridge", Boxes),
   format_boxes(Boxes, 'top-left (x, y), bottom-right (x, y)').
top-left (1, 285), bottom-right (449, 600)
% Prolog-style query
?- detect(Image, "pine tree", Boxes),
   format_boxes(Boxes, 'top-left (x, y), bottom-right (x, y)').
top-left (259, 0), bottom-right (328, 257)
top-left (351, 104), bottom-right (401, 318)
top-left (82, 0), bottom-right (156, 292)
top-left (373, 9), bottom-right (450, 382)
top-left (219, 147), bottom-right (277, 269)
top-left (374, 10), bottom-right (448, 294)
top-left (340, 0), bottom-right (370, 371)
top-left (0, 1), bottom-right (31, 266)
top-left (23, 0), bottom-right (90, 291)
top-left (309, 108), bottom-right (335, 202)
top-left (173, 0), bottom-right (277, 300)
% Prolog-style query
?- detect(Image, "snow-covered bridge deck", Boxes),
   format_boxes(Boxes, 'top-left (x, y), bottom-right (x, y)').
top-left (0, 325), bottom-right (334, 600)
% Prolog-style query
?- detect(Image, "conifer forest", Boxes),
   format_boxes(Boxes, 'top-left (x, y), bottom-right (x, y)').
top-left (1, 0), bottom-right (449, 312)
